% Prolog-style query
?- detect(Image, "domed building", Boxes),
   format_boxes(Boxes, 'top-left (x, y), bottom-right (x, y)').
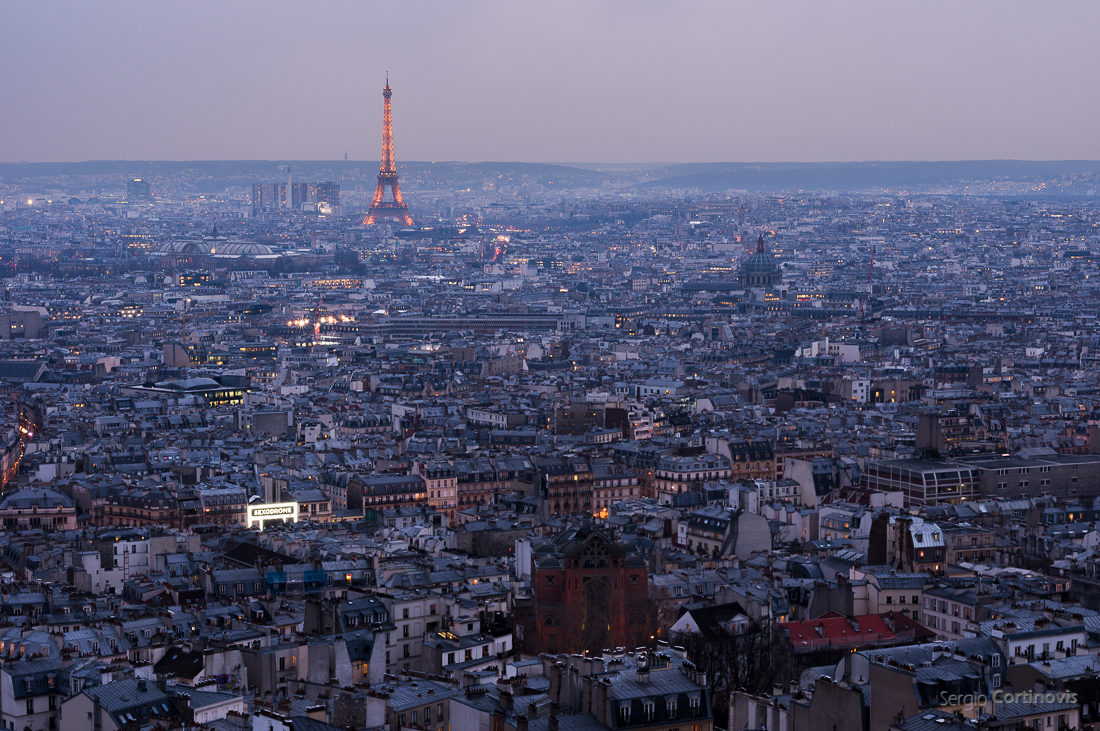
top-left (738, 234), bottom-right (781, 288)
top-left (211, 241), bottom-right (274, 258)
top-left (155, 240), bottom-right (213, 256)
top-left (153, 227), bottom-right (275, 259)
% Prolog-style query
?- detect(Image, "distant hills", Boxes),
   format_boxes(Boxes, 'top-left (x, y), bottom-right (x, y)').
top-left (5, 159), bottom-right (1100, 196)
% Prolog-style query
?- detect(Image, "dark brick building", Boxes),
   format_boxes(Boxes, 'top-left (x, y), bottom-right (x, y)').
top-left (522, 526), bottom-right (650, 655)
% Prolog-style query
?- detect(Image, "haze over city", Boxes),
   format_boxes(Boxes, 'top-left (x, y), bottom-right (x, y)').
top-left (3, 1), bottom-right (1100, 163)
top-left (6, 4), bottom-right (1100, 731)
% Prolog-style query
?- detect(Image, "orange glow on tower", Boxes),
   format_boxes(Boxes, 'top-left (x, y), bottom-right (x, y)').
top-left (364, 76), bottom-right (413, 226)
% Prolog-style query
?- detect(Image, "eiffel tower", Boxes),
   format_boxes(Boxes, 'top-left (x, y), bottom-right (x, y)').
top-left (364, 76), bottom-right (413, 226)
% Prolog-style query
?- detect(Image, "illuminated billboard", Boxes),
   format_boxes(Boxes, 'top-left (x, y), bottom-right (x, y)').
top-left (247, 501), bottom-right (299, 528)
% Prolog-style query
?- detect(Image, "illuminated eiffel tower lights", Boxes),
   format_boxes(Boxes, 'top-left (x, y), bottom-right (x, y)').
top-left (364, 75), bottom-right (413, 226)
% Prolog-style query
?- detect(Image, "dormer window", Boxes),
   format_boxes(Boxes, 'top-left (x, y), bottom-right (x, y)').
top-left (643, 701), bottom-right (654, 722)
top-left (619, 703), bottom-right (631, 724)
top-left (666, 698), bottom-right (677, 719)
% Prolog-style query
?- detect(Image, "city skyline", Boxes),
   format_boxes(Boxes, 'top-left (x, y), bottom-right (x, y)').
top-left (3, 1), bottom-right (1100, 163)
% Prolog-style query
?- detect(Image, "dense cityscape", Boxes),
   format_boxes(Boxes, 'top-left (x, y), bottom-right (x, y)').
top-left (5, 28), bottom-right (1100, 729)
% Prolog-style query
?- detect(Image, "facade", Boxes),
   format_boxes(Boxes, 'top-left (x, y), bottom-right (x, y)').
top-left (0, 489), bottom-right (77, 532)
top-left (535, 456), bottom-right (595, 516)
top-left (592, 461), bottom-right (639, 519)
top-left (196, 487), bottom-right (248, 526)
top-left (98, 489), bottom-right (178, 528)
top-left (540, 651), bottom-right (713, 731)
top-left (953, 453), bottom-right (1100, 499)
top-left (863, 459), bottom-right (979, 507)
top-left (0, 658), bottom-right (64, 731)
top-left (525, 528), bottom-right (650, 655)
top-left (384, 590), bottom-right (444, 674)
top-left (655, 453), bottom-right (732, 504)
top-left (416, 460), bottom-right (457, 519)
top-left (356, 475), bottom-right (427, 515)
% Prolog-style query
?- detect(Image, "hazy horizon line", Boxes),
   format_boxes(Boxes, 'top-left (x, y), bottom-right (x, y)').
top-left (6, 158), bottom-right (1100, 166)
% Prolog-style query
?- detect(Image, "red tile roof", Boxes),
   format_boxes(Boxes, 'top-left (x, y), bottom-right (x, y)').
top-left (782, 611), bottom-right (895, 650)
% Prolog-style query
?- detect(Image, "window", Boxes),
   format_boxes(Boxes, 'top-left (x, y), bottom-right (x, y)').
top-left (403, 644), bottom-right (410, 658)
top-left (403, 625), bottom-right (410, 638)
top-left (667, 698), bottom-right (678, 719)
top-left (423, 708), bottom-right (430, 725)
top-left (1020, 481), bottom-right (1029, 488)
top-left (643, 701), bottom-right (654, 722)
top-left (912, 595), bottom-right (919, 605)
top-left (26, 700), bottom-right (33, 715)
top-left (403, 608), bottom-right (410, 619)
top-left (997, 482), bottom-right (1008, 490)
top-left (630, 574), bottom-right (640, 585)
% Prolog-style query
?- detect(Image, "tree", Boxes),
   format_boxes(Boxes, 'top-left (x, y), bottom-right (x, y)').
top-left (670, 620), bottom-right (794, 723)
top-left (636, 590), bottom-right (680, 643)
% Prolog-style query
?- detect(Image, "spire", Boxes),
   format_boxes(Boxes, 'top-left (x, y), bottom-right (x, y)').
top-left (756, 234), bottom-right (765, 253)
top-left (364, 77), bottom-right (412, 226)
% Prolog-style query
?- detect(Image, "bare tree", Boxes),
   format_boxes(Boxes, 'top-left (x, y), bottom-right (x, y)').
top-left (670, 620), bottom-right (794, 722)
